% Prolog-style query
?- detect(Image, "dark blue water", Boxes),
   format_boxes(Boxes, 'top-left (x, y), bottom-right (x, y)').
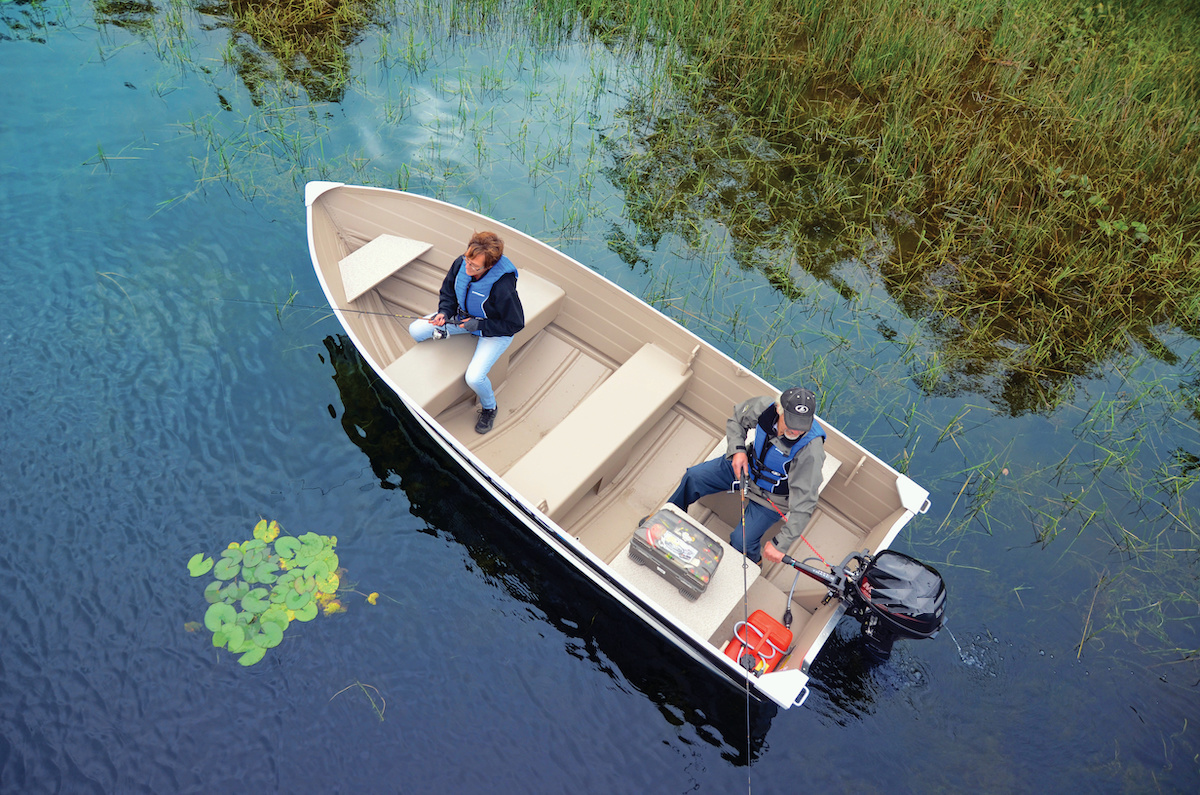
top-left (2, 1), bottom-right (1197, 791)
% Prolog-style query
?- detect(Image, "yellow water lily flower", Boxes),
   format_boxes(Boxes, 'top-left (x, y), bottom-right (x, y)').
top-left (367, 593), bottom-right (379, 605)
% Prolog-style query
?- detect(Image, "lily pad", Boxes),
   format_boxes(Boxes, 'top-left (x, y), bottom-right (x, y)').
top-left (274, 536), bottom-right (300, 559)
top-left (219, 547), bottom-right (243, 564)
top-left (244, 547), bottom-right (264, 568)
top-left (214, 558), bottom-right (240, 581)
top-left (241, 589), bottom-right (269, 614)
top-left (305, 559), bottom-right (332, 581)
top-left (256, 622), bottom-right (284, 649)
top-left (285, 588), bottom-right (312, 611)
top-left (238, 645), bottom-right (267, 666)
top-left (294, 601), bottom-right (319, 622)
top-left (261, 607), bottom-right (289, 630)
top-left (212, 630), bottom-right (228, 649)
top-left (317, 573), bottom-right (340, 594)
top-left (187, 553), bottom-right (214, 577)
top-left (204, 602), bottom-right (237, 632)
top-left (253, 519), bottom-right (269, 540)
top-left (253, 561), bottom-right (278, 584)
top-left (243, 539), bottom-right (266, 551)
top-left (225, 624), bottom-right (247, 652)
top-left (204, 581), bottom-right (225, 604)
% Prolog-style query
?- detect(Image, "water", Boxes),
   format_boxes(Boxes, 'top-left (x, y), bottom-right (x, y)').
top-left (2, 1), bottom-right (1198, 791)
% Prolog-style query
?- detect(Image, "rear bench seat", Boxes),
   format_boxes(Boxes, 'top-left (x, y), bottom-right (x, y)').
top-left (381, 268), bottom-right (565, 416)
top-left (503, 343), bottom-right (693, 521)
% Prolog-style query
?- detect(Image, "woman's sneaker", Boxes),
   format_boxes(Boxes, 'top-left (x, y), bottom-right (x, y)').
top-left (475, 407), bottom-right (497, 434)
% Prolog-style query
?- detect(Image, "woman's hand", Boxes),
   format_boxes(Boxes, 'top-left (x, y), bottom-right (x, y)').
top-left (458, 316), bottom-right (481, 332)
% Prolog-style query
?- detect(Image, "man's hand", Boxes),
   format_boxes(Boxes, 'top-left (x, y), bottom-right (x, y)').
top-left (731, 451), bottom-right (749, 481)
top-left (430, 313), bottom-right (447, 326)
top-left (762, 539), bottom-right (785, 564)
top-left (458, 316), bottom-right (481, 332)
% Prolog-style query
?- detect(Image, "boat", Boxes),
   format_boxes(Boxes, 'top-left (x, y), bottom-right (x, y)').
top-left (305, 181), bottom-right (939, 710)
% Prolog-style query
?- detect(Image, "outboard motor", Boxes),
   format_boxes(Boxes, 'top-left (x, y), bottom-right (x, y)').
top-left (782, 548), bottom-right (946, 661)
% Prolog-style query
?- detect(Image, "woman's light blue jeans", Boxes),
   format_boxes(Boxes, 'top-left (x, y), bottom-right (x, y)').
top-left (408, 317), bottom-right (513, 411)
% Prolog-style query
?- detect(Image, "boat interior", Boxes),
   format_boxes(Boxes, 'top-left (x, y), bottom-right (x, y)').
top-left (311, 194), bottom-right (921, 673)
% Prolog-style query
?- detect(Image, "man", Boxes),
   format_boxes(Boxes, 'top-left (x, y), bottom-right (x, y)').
top-left (666, 387), bottom-right (826, 564)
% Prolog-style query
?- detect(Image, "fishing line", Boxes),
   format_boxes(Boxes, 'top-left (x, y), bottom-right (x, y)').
top-left (738, 470), bottom-right (752, 793)
top-left (217, 297), bottom-right (429, 321)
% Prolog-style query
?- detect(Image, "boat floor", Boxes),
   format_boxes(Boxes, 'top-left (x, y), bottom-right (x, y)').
top-left (427, 324), bottom-right (850, 650)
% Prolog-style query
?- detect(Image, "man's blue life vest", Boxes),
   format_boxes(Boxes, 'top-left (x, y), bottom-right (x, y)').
top-left (749, 405), bottom-right (825, 495)
top-left (454, 254), bottom-right (517, 336)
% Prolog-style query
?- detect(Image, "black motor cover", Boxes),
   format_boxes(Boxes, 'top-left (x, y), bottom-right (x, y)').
top-left (858, 550), bottom-right (946, 640)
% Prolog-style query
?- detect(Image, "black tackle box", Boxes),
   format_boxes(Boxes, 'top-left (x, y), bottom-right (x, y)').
top-left (628, 505), bottom-right (724, 601)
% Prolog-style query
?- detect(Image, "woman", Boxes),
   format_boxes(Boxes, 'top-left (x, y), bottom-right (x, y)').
top-left (408, 231), bottom-right (525, 434)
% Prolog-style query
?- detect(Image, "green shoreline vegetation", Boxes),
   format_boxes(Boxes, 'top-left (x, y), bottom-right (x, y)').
top-left (13, 0), bottom-right (1194, 675)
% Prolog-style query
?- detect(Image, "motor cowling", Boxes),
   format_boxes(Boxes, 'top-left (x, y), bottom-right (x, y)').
top-left (856, 550), bottom-right (946, 641)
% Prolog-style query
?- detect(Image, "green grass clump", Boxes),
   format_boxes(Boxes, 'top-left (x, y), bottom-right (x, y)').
top-left (556, 0), bottom-right (1200, 413)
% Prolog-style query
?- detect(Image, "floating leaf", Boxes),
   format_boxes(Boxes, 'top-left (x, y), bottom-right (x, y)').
top-left (294, 601), bottom-right (318, 622)
top-left (317, 573), bottom-right (340, 594)
top-left (285, 588), bottom-right (312, 611)
top-left (225, 624), bottom-right (247, 652)
top-left (305, 559), bottom-right (332, 581)
top-left (239, 645), bottom-right (267, 666)
top-left (204, 581), bottom-right (224, 604)
top-left (253, 519), bottom-right (269, 540)
top-left (261, 607), bottom-right (289, 630)
top-left (184, 621), bottom-right (203, 632)
top-left (244, 547), bottom-right (264, 568)
top-left (275, 536), bottom-right (300, 559)
top-left (253, 561), bottom-right (278, 584)
top-left (219, 547), bottom-right (243, 563)
top-left (214, 558), bottom-right (240, 581)
top-left (320, 599), bottom-right (344, 615)
top-left (243, 539), bottom-right (266, 551)
top-left (367, 592), bottom-right (379, 605)
top-left (256, 622), bottom-right (284, 649)
top-left (242, 589), bottom-right (269, 614)
top-left (187, 553), bottom-right (214, 577)
top-left (204, 602), bottom-right (237, 632)
top-left (212, 630), bottom-right (228, 649)
top-left (264, 520), bottom-right (281, 543)
top-left (242, 566), bottom-right (259, 585)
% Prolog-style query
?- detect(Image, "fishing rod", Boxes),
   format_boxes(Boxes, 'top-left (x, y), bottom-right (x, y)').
top-left (217, 298), bottom-right (429, 321)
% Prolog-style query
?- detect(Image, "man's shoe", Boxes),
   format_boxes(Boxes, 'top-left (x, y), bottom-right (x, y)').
top-left (475, 407), bottom-right (497, 434)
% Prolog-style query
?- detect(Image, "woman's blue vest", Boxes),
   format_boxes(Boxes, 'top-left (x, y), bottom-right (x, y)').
top-left (749, 406), bottom-right (825, 495)
top-left (454, 255), bottom-right (517, 336)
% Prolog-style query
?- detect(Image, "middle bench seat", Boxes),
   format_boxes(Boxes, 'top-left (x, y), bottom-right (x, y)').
top-left (502, 342), bottom-right (693, 522)
top-left (383, 270), bottom-right (565, 416)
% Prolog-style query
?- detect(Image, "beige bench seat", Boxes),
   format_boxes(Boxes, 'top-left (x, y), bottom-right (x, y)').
top-left (382, 271), bottom-right (566, 416)
top-left (503, 342), bottom-right (693, 521)
top-left (338, 234), bottom-right (433, 303)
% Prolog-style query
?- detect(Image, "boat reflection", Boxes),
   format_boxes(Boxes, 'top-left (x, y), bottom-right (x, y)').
top-left (322, 333), bottom-right (887, 760)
